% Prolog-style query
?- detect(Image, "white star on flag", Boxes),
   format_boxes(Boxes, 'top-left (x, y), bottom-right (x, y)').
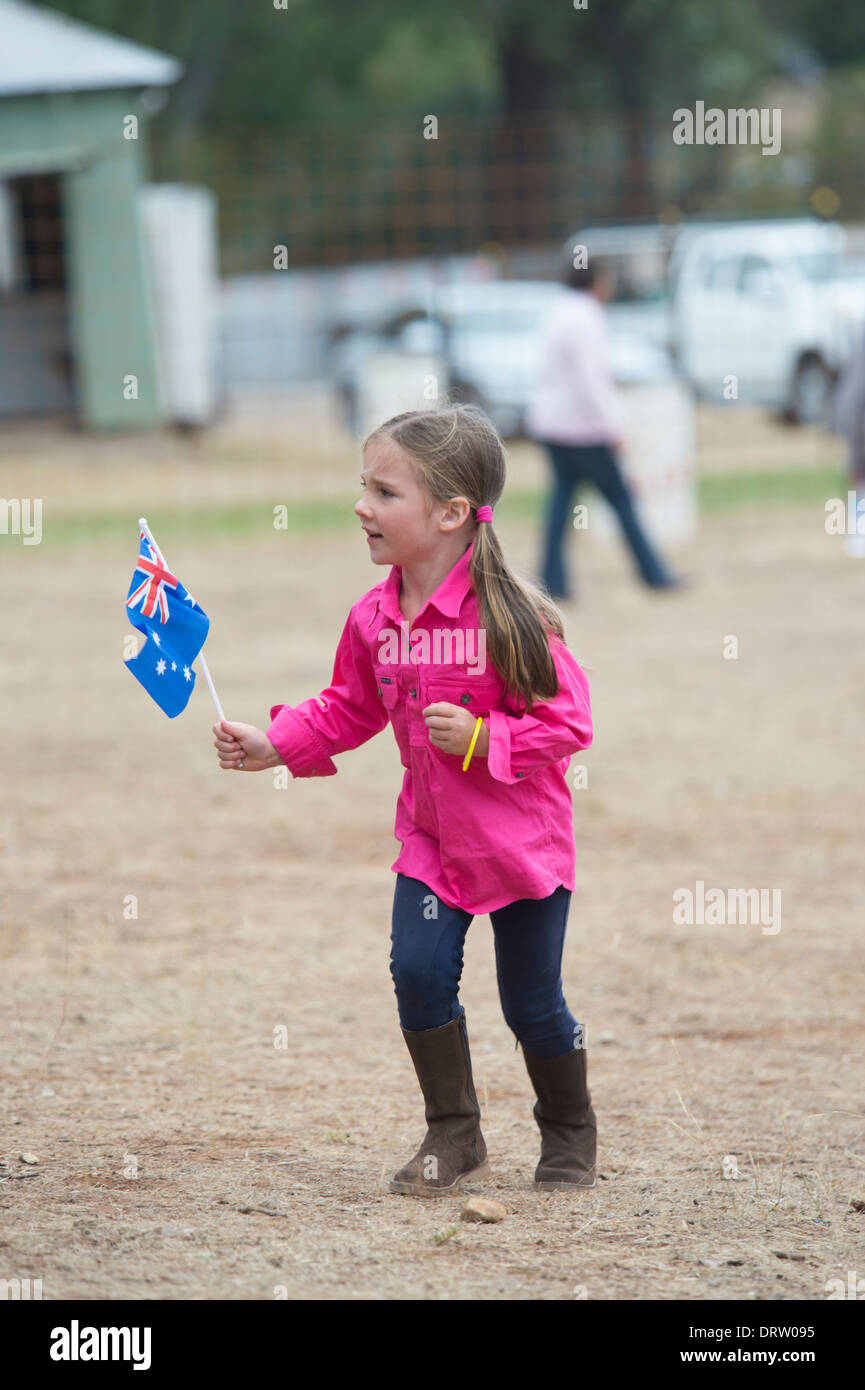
top-left (183, 666), bottom-right (192, 682)
top-left (171, 661), bottom-right (177, 671)
top-left (156, 658), bottom-right (166, 675)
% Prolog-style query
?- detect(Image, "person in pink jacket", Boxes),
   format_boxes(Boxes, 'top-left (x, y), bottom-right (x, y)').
top-left (213, 403), bottom-right (597, 1197)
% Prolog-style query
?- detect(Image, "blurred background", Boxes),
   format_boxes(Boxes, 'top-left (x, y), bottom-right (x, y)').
top-left (3, 0), bottom-right (865, 1305)
top-left (2, 0), bottom-right (865, 539)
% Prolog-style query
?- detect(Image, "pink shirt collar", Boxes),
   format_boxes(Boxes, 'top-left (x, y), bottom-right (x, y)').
top-left (373, 537), bottom-right (477, 626)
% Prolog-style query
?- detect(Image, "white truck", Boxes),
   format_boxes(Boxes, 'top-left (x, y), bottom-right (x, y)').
top-left (669, 218), bottom-right (865, 424)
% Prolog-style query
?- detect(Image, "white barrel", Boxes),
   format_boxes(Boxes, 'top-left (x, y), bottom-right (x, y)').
top-left (138, 183), bottom-right (217, 426)
top-left (590, 378), bottom-right (697, 547)
top-left (355, 350), bottom-right (449, 443)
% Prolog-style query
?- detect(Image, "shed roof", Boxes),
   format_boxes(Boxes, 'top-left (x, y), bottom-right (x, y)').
top-left (0, 1), bottom-right (182, 97)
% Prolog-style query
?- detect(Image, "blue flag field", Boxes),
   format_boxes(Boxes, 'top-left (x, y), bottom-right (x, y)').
top-left (125, 527), bottom-right (210, 717)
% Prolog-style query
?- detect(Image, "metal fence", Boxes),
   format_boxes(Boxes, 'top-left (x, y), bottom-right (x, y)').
top-left (150, 108), bottom-right (862, 275)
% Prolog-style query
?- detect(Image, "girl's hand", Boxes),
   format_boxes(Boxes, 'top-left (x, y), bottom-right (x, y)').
top-left (423, 702), bottom-right (489, 758)
top-left (212, 720), bottom-right (282, 772)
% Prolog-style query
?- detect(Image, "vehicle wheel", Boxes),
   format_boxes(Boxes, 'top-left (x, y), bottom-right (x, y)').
top-left (446, 380), bottom-right (517, 435)
top-left (448, 378), bottom-right (483, 409)
top-left (333, 383), bottom-right (358, 435)
top-left (448, 379), bottom-right (499, 426)
top-left (786, 355), bottom-right (836, 427)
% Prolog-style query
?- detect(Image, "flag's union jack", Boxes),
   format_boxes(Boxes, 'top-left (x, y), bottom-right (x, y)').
top-left (124, 524), bottom-right (209, 718)
top-left (127, 531), bottom-right (178, 624)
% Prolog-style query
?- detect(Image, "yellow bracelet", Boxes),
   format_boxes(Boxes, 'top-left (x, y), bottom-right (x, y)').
top-left (462, 715), bottom-right (484, 772)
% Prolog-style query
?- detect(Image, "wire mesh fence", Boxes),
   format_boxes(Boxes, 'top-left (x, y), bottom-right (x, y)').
top-left (149, 108), bottom-right (857, 274)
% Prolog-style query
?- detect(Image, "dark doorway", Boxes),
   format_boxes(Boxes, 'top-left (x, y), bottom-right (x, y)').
top-left (0, 171), bottom-right (76, 418)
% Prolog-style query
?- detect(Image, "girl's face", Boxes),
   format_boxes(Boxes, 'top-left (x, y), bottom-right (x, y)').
top-left (355, 437), bottom-right (466, 566)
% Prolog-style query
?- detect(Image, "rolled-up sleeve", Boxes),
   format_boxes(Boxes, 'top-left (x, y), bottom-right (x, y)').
top-left (486, 636), bottom-right (592, 784)
top-left (266, 609), bottom-right (388, 778)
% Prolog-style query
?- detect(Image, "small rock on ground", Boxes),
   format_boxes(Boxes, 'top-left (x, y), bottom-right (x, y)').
top-left (461, 1197), bottom-right (507, 1223)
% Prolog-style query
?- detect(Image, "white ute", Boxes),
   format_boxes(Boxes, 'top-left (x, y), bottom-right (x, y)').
top-left (670, 218), bottom-right (865, 424)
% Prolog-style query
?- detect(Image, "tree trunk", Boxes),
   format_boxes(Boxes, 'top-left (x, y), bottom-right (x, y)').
top-left (492, 27), bottom-right (560, 248)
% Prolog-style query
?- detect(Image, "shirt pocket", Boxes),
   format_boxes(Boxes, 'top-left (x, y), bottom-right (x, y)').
top-left (419, 674), bottom-right (547, 866)
top-left (420, 671), bottom-right (505, 720)
top-left (373, 669), bottom-right (400, 712)
top-left (416, 672), bottom-right (505, 768)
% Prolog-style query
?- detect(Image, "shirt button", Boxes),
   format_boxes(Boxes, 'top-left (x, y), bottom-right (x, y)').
top-left (378, 685), bottom-right (383, 697)
top-left (410, 688), bottom-right (417, 698)
top-left (516, 771), bottom-right (524, 778)
top-left (460, 693), bottom-right (471, 705)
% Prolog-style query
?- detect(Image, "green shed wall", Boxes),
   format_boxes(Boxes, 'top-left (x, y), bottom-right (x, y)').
top-left (0, 89), bottom-right (164, 429)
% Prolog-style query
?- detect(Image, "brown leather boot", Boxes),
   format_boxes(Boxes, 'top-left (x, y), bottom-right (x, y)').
top-left (521, 1042), bottom-right (597, 1189)
top-left (390, 1010), bottom-right (489, 1197)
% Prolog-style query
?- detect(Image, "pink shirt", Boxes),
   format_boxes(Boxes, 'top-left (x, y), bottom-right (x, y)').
top-left (525, 289), bottom-right (621, 444)
top-left (266, 538), bottom-right (593, 915)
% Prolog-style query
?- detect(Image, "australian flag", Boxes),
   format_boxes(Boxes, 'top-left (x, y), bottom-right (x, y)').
top-left (125, 528), bottom-right (209, 717)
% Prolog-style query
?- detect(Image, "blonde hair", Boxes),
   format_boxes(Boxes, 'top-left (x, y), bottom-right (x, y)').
top-left (363, 403), bottom-right (565, 714)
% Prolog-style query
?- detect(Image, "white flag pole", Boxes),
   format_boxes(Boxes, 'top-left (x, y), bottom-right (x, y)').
top-left (137, 516), bottom-right (226, 723)
top-left (194, 654), bottom-right (225, 724)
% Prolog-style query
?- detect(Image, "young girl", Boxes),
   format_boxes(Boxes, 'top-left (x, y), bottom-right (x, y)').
top-left (213, 404), bottom-right (596, 1196)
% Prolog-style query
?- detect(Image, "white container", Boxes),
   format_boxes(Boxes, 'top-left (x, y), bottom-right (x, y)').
top-left (139, 183), bottom-right (217, 426)
top-left (591, 378), bottom-right (697, 547)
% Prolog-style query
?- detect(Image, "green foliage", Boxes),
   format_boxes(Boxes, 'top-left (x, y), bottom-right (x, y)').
top-left (764, 0), bottom-right (865, 70)
top-left (10, 467), bottom-right (844, 551)
top-left (431, 1224), bottom-right (461, 1244)
top-left (38, 0), bottom-right (865, 139)
top-left (809, 65), bottom-right (865, 216)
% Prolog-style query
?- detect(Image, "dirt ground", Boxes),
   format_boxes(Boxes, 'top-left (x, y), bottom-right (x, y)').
top-left (1, 405), bottom-right (863, 1301)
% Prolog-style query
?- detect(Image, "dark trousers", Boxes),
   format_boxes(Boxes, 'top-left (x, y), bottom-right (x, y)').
top-left (389, 874), bottom-right (582, 1058)
top-left (540, 440), bottom-right (672, 595)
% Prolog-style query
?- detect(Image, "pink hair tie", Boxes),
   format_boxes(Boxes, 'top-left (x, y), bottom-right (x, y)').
top-left (476, 505), bottom-right (494, 523)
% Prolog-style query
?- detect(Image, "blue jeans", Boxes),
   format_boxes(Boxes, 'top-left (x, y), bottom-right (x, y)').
top-left (540, 440), bottom-right (673, 595)
top-left (389, 874), bottom-right (581, 1058)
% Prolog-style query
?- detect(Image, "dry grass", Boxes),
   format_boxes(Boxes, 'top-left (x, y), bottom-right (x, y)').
top-left (0, 404), bottom-right (862, 1300)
